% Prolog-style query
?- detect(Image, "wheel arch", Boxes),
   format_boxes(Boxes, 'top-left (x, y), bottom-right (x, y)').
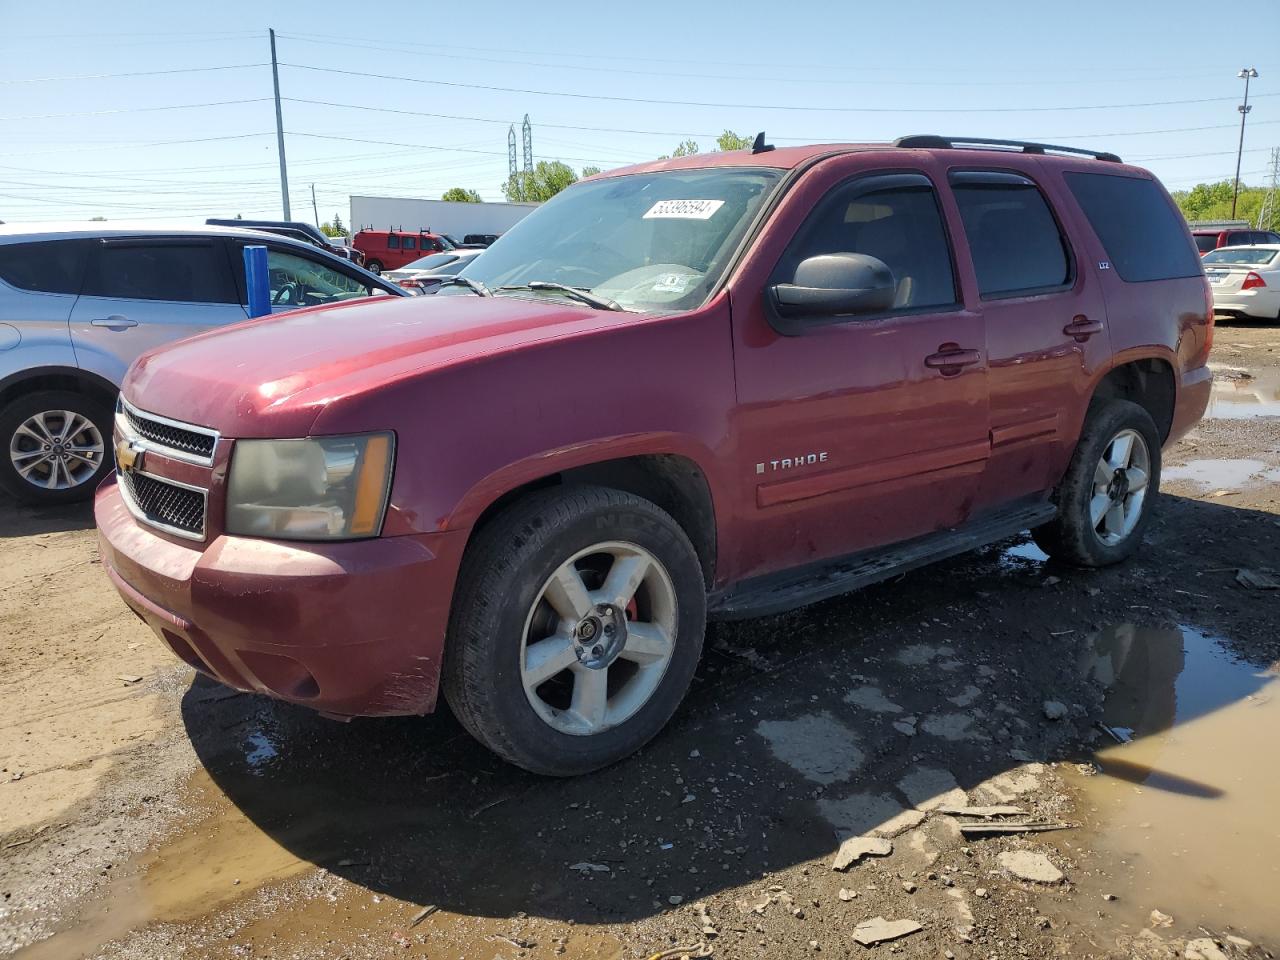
top-left (1091, 355), bottom-right (1177, 444)
top-left (458, 451), bottom-right (720, 588)
top-left (0, 365), bottom-right (119, 414)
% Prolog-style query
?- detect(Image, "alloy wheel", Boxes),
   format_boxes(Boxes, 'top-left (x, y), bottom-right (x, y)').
top-left (8, 410), bottom-right (106, 491)
top-left (519, 541), bottom-right (677, 736)
top-left (1090, 428), bottom-right (1151, 546)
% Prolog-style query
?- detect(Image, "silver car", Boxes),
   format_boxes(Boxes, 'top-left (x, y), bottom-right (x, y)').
top-left (0, 224), bottom-right (405, 505)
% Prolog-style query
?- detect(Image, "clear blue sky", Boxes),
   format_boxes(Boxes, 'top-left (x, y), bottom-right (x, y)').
top-left (1, 0), bottom-right (1276, 227)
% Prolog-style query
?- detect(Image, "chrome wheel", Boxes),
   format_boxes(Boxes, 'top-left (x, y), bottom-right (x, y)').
top-left (9, 410), bottom-right (106, 491)
top-left (520, 541), bottom-right (677, 737)
top-left (1090, 428), bottom-right (1151, 547)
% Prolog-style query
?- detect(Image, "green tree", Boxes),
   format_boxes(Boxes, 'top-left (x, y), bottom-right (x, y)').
top-left (441, 187), bottom-right (482, 203)
top-left (660, 130), bottom-right (753, 160)
top-left (320, 212), bottom-right (346, 238)
top-left (1170, 180), bottom-right (1276, 231)
top-left (716, 130), bottom-right (753, 151)
top-left (580, 166), bottom-right (603, 178)
top-left (503, 160), bottom-right (579, 202)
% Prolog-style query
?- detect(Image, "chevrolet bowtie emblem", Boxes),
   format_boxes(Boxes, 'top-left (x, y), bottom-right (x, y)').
top-left (115, 439), bottom-right (145, 472)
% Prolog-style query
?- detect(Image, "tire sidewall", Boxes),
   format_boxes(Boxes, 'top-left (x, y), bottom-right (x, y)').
top-left (1059, 400), bottom-right (1162, 566)
top-left (0, 391), bottom-right (114, 505)
top-left (461, 498), bottom-right (705, 775)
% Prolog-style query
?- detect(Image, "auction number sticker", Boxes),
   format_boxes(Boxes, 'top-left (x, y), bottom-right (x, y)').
top-left (643, 199), bottom-right (725, 220)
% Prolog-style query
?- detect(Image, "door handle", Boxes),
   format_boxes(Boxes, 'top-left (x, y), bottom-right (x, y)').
top-left (90, 315), bottom-right (137, 330)
top-left (1063, 315), bottom-right (1104, 342)
top-left (924, 345), bottom-right (982, 374)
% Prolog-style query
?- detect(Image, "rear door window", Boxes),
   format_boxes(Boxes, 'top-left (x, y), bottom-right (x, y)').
top-left (1064, 173), bottom-right (1202, 282)
top-left (1193, 235), bottom-right (1219, 254)
top-left (775, 173), bottom-right (958, 315)
top-left (82, 242), bottom-right (237, 303)
top-left (0, 240), bottom-right (88, 294)
top-left (950, 171), bottom-right (1072, 298)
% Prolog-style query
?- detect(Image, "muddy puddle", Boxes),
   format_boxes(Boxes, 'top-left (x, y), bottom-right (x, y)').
top-left (1207, 367), bottom-right (1280, 419)
top-left (1163, 458), bottom-right (1280, 490)
top-left (1066, 624), bottom-right (1280, 944)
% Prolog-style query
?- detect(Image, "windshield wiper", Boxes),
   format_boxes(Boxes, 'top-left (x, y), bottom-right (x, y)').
top-left (433, 275), bottom-right (491, 296)
top-left (498, 281), bottom-right (623, 311)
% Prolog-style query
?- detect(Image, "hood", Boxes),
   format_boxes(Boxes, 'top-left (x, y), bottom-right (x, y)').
top-left (123, 294), bottom-right (632, 438)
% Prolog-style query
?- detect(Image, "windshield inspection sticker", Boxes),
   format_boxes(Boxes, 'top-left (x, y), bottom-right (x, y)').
top-left (652, 273), bottom-right (696, 293)
top-left (643, 199), bottom-right (725, 220)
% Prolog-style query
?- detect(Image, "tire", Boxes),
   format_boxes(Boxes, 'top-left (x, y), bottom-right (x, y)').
top-left (1031, 399), bottom-right (1161, 567)
top-left (443, 486), bottom-right (706, 776)
top-left (0, 391), bottom-right (114, 505)
top-left (365, 260), bottom-right (383, 275)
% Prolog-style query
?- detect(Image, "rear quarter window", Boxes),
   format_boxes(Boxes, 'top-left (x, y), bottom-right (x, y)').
top-left (0, 240), bottom-right (88, 294)
top-left (1064, 173), bottom-right (1202, 282)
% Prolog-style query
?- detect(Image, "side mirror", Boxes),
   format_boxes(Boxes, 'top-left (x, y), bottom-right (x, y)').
top-left (769, 253), bottom-right (896, 329)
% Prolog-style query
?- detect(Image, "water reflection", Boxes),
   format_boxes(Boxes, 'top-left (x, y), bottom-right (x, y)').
top-left (1206, 368), bottom-right (1280, 419)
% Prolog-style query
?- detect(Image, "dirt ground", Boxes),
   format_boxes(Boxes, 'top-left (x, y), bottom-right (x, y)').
top-left (2, 320), bottom-right (1278, 960)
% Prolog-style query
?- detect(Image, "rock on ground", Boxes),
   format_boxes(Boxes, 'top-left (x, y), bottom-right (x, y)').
top-left (831, 836), bottom-right (892, 871)
top-left (852, 917), bottom-right (924, 946)
top-left (998, 850), bottom-right (1064, 883)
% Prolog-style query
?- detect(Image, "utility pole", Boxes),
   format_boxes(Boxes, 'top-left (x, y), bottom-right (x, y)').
top-left (1258, 147), bottom-right (1279, 231)
top-left (507, 125), bottom-right (519, 201)
top-left (1232, 67), bottom-right (1259, 219)
top-left (522, 114), bottom-right (533, 178)
top-left (310, 183), bottom-right (320, 228)
top-left (269, 28), bottom-right (291, 219)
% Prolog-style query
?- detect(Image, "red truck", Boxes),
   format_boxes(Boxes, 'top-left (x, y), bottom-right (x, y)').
top-left (97, 136), bottom-right (1212, 775)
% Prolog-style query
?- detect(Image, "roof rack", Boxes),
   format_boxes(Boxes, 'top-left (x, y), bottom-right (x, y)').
top-left (893, 135), bottom-right (1122, 164)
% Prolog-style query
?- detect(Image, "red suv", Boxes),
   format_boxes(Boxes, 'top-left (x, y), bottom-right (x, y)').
top-left (1191, 226), bottom-right (1280, 256)
top-left (352, 228), bottom-right (453, 274)
top-left (97, 136), bottom-right (1212, 776)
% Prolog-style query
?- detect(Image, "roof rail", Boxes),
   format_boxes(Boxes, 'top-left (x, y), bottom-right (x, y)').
top-left (893, 135), bottom-right (1122, 164)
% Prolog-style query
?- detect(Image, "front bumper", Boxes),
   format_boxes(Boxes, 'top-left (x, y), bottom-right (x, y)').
top-left (96, 478), bottom-right (465, 717)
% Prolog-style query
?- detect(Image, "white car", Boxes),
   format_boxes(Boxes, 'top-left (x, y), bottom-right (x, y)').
top-left (383, 249), bottom-right (484, 293)
top-left (1204, 244), bottom-right (1280, 321)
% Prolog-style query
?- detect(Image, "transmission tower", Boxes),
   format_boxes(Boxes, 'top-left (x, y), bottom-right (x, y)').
top-left (507, 125), bottom-right (519, 199)
top-left (1258, 147), bottom-right (1280, 231)
top-left (522, 114), bottom-right (533, 177)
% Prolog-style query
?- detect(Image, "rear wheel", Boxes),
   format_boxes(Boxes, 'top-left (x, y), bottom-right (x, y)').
top-left (1032, 399), bottom-right (1161, 567)
top-left (0, 390), bottom-right (113, 505)
top-left (443, 486), bottom-right (705, 776)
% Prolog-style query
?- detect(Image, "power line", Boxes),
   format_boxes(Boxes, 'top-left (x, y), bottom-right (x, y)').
top-left (0, 98), bottom-right (272, 122)
top-left (0, 63), bottom-right (268, 85)
top-left (0, 132), bottom-right (276, 159)
top-left (284, 131), bottom-right (641, 165)
top-left (279, 61), bottom-right (1279, 114)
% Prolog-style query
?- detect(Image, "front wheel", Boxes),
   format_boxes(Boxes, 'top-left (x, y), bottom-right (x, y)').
top-left (1032, 399), bottom-right (1161, 567)
top-left (365, 259), bottom-right (383, 275)
top-left (0, 391), bottom-right (114, 505)
top-left (443, 486), bottom-right (706, 776)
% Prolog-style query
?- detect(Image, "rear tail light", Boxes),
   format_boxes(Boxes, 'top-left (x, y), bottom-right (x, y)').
top-left (1242, 271), bottom-right (1267, 290)
top-left (398, 278), bottom-right (422, 289)
top-left (1195, 279), bottom-right (1215, 367)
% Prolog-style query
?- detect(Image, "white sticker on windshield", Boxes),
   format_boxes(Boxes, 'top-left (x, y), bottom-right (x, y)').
top-left (652, 273), bottom-right (696, 293)
top-left (643, 199), bottom-right (725, 220)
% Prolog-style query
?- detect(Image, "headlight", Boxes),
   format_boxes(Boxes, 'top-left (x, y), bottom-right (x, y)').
top-left (225, 433), bottom-right (394, 541)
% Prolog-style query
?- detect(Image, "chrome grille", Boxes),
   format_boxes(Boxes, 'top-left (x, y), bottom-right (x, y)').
top-left (120, 401), bottom-right (217, 462)
top-left (120, 470), bottom-right (206, 538)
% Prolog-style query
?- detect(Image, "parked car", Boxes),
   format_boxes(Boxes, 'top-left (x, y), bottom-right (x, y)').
top-left (1203, 244), bottom-right (1280, 320)
top-left (383, 249), bottom-right (484, 292)
top-left (1190, 226), bottom-right (1280, 256)
top-left (352, 229), bottom-right (455, 274)
top-left (0, 224), bottom-right (406, 505)
top-left (97, 136), bottom-right (1212, 776)
top-left (463, 234), bottom-right (501, 247)
top-left (206, 219), bottom-right (365, 266)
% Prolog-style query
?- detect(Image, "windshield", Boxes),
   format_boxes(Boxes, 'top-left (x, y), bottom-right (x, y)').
top-left (1203, 247), bottom-right (1277, 265)
top-left (456, 167), bottom-right (782, 313)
